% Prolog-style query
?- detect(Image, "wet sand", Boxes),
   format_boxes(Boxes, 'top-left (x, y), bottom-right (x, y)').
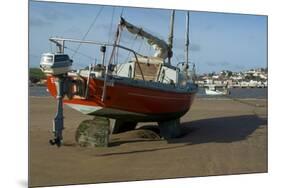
top-left (29, 97), bottom-right (267, 187)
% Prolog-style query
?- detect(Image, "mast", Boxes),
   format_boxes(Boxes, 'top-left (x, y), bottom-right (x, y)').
top-left (167, 10), bottom-right (175, 64)
top-left (185, 11), bottom-right (190, 67)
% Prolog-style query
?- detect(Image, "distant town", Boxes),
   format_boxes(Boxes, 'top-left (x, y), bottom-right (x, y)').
top-left (195, 68), bottom-right (268, 88)
top-left (29, 67), bottom-right (268, 88)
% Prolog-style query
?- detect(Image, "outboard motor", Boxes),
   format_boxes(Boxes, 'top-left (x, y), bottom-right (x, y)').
top-left (40, 53), bottom-right (73, 75)
top-left (40, 53), bottom-right (73, 147)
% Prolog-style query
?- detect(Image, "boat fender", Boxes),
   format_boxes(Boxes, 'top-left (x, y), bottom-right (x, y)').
top-left (65, 80), bottom-right (75, 100)
top-left (64, 79), bottom-right (86, 99)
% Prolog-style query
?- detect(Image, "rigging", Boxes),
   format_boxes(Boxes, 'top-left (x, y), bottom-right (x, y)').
top-left (71, 6), bottom-right (104, 58)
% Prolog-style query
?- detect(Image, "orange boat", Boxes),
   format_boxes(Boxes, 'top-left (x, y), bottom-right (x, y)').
top-left (40, 10), bottom-right (198, 146)
top-left (46, 72), bottom-right (197, 121)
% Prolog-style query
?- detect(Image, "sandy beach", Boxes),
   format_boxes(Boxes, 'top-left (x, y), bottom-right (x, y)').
top-left (29, 97), bottom-right (267, 187)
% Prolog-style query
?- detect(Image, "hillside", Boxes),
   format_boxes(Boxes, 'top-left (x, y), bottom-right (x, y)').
top-left (29, 68), bottom-right (46, 83)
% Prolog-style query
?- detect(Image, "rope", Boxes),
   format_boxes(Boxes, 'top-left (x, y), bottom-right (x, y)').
top-left (65, 46), bottom-right (94, 61)
top-left (123, 35), bottom-right (138, 63)
top-left (116, 32), bottom-right (137, 72)
top-left (149, 45), bottom-right (153, 57)
top-left (137, 39), bottom-right (144, 53)
top-left (114, 25), bottom-right (123, 65)
top-left (49, 42), bottom-right (53, 52)
top-left (71, 6), bottom-right (104, 58)
top-left (173, 52), bottom-right (181, 64)
top-left (108, 7), bottom-right (115, 44)
top-left (120, 7), bottom-right (124, 17)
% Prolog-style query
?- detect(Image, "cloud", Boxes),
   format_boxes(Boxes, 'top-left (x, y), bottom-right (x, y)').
top-left (41, 9), bottom-right (72, 21)
top-left (173, 38), bottom-right (201, 52)
top-left (220, 61), bottom-right (230, 66)
top-left (204, 24), bottom-right (214, 31)
top-left (189, 43), bottom-right (201, 52)
top-left (29, 53), bottom-right (40, 58)
top-left (62, 26), bottom-right (83, 36)
top-left (29, 17), bottom-right (52, 27)
top-left (96, 18), bottom-right (167, 42)
top-left (204, 61), bottom-right (247, 71)
top-left (232, 64), bottom-right (245, 70)
top-left (29, 53), bottom-right (41, 67)
top-left (96, 23), bottom-right (112, 31)
top-left (205, 61), bottom-right (230, 67)
top-left (206, 61), bottom-right (216, 66)
top-left (30, 9), bottom-right (73, 27)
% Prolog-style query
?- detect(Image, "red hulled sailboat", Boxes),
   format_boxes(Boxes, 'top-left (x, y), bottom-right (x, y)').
top-left (40, 10), bottom-right (198, 146)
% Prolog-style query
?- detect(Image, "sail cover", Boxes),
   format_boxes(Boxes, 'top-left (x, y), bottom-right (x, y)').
top-left (120, 17), bottom-right (169, 60)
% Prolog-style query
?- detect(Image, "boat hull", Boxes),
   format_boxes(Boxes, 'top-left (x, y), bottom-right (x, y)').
top-left (47, 76), bottom-right (197, 122)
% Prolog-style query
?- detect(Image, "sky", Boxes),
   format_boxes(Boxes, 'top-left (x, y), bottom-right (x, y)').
top-left (29, 1), bottom-right (267, 74)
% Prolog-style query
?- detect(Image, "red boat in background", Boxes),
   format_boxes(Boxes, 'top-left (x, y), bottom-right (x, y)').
top-left (40, 10), bottom-right (198, 146)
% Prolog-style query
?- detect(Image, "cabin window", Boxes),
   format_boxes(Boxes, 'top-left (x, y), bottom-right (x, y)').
top-left (161, 69), bottom-right (165, 82)
top-left (41, 55), bottom-right (53, 62)
top-left (128, 65), bottom-right (132, 78)
top-left (54, 55), bottom-right (69, 62)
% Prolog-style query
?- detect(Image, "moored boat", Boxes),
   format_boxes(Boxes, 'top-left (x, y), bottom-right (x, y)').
top-left (204, 84), bottom-right (229, 96)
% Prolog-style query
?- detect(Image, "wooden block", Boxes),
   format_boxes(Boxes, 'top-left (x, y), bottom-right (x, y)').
top-left (75, 117), bottom-right (110, 147)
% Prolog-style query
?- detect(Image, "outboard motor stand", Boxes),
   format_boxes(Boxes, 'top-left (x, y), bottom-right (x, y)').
top-left (49, 76), bottom-right (65, 147)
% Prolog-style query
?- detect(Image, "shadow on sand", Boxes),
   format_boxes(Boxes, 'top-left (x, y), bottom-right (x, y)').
top-left (97, 115), bottom-right (267, 156)
top-left (168, 114), bottom-right (267, 144)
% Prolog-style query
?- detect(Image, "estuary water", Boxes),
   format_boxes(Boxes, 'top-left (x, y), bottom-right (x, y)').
top-left (29, 86), bottom-right (267, 99)
top-left (197, 87), bottom-right (267, 99)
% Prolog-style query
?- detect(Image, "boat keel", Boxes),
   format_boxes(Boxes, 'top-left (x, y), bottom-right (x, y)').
top-left (158, 118), bottom-right (182, 139)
